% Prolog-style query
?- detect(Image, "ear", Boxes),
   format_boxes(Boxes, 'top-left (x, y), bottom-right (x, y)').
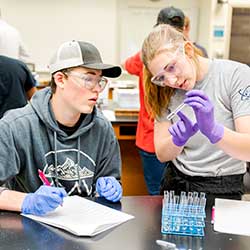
top-left (53, 72), bottom-right (66, 89)
top-left (184, 41), bottom-right (195, 58)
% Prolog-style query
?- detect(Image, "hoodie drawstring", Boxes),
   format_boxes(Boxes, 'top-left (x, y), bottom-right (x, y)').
top-left (53, 131), bottom-right (60, 187)
top-left (76, 136), bottom-right (82, 193)
top-left (53, 131), bottom-right (82, 193)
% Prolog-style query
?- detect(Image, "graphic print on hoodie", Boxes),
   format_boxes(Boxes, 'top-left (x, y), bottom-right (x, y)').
top-left (44, 148), bottom-right (95, 196)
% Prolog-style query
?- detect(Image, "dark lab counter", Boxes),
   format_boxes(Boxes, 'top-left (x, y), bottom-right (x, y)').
top-left (1, 196), bottom-right (250, 250)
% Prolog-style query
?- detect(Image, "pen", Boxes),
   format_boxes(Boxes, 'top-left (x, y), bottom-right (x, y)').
top-left (167, 103), bottom-right (186, 120)
top-left (38, 169), bottom-right (64, 207)
top-left (156, 240), bottom-right (177, 249)
top-left (211, 205), bottom-right (215, 224)
top-left (38, 169), bottom-right (51, 186)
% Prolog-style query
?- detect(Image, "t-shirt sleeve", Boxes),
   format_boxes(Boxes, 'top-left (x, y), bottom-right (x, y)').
top-left (230, 64), bottom-right (250, 119)
top-left (21, 62), bottom-right (36, 91)
top-left (124, 51), bottom-right (143, 76)
top-left (0, 79), bottom-right (9, 107)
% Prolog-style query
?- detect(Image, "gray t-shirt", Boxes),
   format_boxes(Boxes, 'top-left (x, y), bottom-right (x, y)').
top-left (160, 59), bottom-right (250, 177)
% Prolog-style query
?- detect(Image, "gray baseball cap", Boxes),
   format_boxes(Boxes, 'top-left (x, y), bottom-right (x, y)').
top-left (48, 40), bottom-right (122, 77)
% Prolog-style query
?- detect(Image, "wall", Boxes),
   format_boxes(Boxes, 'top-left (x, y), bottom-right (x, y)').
top-left (1, 0), bottom-right (211, 72)
top-left (197, 0), bottom-right (214, 57)
top-left (210, 0), bottom-right (230, 58)
top-left (210, 0), bottom-right (250, 59)
top-left (1, 0), bottom-right (118, 71)
top-left (117, 0), bottom-right (201, 62)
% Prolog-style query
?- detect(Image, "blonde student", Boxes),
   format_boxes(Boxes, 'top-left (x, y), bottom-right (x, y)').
top-left (141, 24), bottom-right (250, 199)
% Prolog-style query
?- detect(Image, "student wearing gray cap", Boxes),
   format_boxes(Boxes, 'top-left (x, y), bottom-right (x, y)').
top-left (0, 40), bottom-right (122, 215)
top-left (122, 6), bottom-right (185, 195)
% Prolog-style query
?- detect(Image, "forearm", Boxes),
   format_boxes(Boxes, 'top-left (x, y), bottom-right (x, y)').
top-left (216, 127), bottom-right (250, 161)
top-left (155, 136), bottom-right (183, 162)
top-left (154, 121), bottom-right (183, 162)
top-left (0, 189), bottom-right (26, 212)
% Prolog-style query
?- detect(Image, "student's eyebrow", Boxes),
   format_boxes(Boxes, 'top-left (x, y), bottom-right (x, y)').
top-left (82, 71), bottom-right (95, 75)
top-left (84, 71), bottom-right (102, 76)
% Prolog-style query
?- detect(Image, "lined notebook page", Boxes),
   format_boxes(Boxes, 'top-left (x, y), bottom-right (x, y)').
top-left (22, 196), bottom-right (134, 236)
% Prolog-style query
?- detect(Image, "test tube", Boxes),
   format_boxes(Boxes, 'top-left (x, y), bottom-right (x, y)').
top-left (193, 192), bottom-right (199, 216)
top-left (167, 103), bottom-right (186, 120)
top-left (187, 192), bottom-right (193, 216)
top-left (169, 190), bottom-right (175, 203)
top-left (199, 194), bottom-right (206, 215)
top-left (200, 192), bottom-right (206, 199)
top-left (164, 190), bottom-right (169, 201)
top-left (174, 195), bottom-right (179, 213)
top-left (169, 191), bottom-right (175, 215)
top-left (164, 191), bottom-right (169, 208)
top-left (187, 192), bottom-right (193, 205)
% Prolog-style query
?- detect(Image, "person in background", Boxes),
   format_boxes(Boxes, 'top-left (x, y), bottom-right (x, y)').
top-left (0, 40), bottom-right (122, 215)
top-left (142, 24), bottom-right (250, 201)
top-left (122, 6), bottom-right (185, 195)
top-left (0, 55), bottom-right (37, 118)
top-left (183, 16), bottom-right (208, 58)
top-left (0, 10), bottom-right (31, 62)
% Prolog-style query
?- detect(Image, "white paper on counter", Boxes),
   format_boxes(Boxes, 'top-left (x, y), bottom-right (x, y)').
top-left (214, 198), bottom-right (250, 236)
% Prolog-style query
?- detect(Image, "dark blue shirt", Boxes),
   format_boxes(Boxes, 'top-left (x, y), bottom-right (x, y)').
top-left (0, 55), bottom-right (36, 118)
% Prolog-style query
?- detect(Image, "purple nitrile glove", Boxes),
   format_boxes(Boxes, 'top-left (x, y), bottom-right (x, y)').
top-left (168, 111), bottom-right (199, 146)
top-left (21, 185), bottom-right (67, 215)
top-left (184, 90), bottom-right (224, 144)
top-left (96, 176), bottom-right (122, 202)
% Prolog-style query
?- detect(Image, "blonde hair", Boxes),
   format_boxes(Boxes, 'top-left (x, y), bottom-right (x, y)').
top-left (184, 16), bottom-right (190, 31)
top-left (142, 24), bottom-right (200, 119)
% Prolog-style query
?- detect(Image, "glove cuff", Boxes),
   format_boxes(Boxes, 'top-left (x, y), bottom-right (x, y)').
top-left (21, 194), bottom-right (31, 214)
top-left (209, 123), bottom-right (224, 144)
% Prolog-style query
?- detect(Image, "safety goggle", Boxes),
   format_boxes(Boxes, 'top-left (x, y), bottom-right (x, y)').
top-left (65, 71), bottom-right (108, 92)
top-left (151, 44), bottom-right (185, 87)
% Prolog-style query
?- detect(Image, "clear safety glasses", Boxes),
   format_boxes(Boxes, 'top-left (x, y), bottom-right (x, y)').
top-left (65, 71), bottom-right (108, 92)
top-left (151, 44), bottom-right (185, 87)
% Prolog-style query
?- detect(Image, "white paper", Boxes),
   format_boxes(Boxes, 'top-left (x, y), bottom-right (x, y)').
top-left (214, 198), bottom-right (250, 236)
top-left (21, 196), bottom-right (134, 236)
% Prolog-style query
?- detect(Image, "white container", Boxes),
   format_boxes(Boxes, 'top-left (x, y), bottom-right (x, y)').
top-left (113, 88), bottom-right (139, 109)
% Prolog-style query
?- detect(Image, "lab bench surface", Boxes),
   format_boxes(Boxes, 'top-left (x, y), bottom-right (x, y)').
top-left (1, 196), bottom-right (250, 250)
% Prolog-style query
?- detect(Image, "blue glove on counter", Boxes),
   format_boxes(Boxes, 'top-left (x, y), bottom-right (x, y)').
top-left (96, 176), bottom-right (122, 202)
top-left (21, 185), bottom-right (67, 215)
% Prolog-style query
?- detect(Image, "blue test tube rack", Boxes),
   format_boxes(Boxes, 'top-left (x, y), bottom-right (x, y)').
top-left (161, 191), bottom-right (206, 237)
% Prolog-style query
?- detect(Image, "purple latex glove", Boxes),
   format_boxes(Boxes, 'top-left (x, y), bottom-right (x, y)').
top-left (168, 111), bottom-right (199, 146)
top-left (184, 90), bottom-right (224, 144)
top-left (96, 176), bottom-right (122, 202)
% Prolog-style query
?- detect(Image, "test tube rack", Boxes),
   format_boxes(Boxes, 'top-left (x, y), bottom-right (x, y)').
top-left (161, 191), bottom-right (206, 237)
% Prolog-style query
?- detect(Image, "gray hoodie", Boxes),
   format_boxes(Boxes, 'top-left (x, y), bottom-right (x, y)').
top-left (0, 87), bottom-right (121, 196)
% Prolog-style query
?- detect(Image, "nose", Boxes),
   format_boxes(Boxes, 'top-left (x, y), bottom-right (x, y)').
top-left (175, 76), bottom-right (185, 87)
top-left (92, 82), bottom-right (103, 93)
top-left (167, 76), bottom-right (178, 86)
